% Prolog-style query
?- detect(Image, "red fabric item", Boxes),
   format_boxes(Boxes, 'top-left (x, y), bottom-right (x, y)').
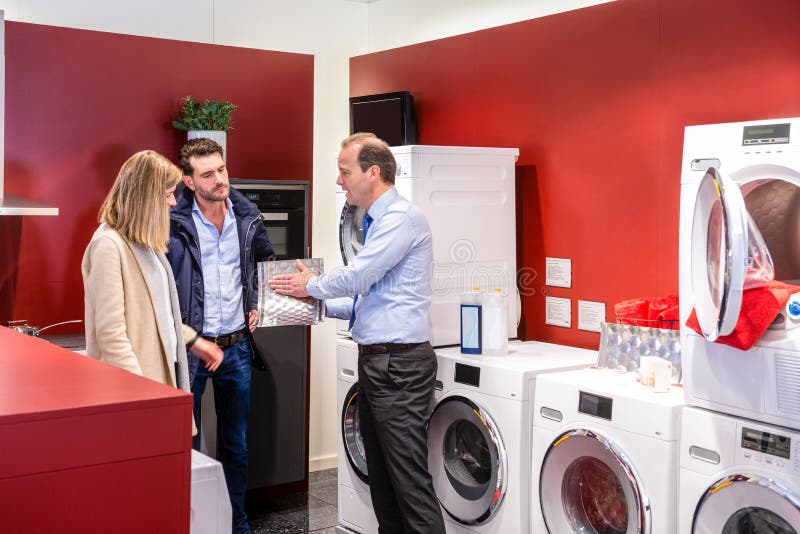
top-left (615, 298), bottom-right (650, 326)
top-left (686, 281), bottom-right (800, 351)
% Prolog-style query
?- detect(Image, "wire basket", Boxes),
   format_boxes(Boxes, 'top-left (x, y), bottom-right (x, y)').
top-left (615, 315), bottom-right (679, 330)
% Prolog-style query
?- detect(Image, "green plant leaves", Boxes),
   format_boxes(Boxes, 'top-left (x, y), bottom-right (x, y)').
top-left (173, 95), bottom-right (238, 131)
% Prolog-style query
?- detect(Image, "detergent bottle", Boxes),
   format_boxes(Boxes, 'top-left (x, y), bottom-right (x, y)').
top-left (482, 288), bottom-right (508, 356)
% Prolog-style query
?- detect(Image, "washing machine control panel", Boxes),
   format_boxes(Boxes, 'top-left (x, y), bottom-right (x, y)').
top-left (742, 122), bottom-right (790, 146)
top-left (736, 422), bottom-right (800, 474)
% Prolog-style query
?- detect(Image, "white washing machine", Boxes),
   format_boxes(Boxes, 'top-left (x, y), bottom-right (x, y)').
top-left (428, 341), bottom-right (596, 534)
top-left (679, 117), bottom-right (800, 429)
top-left (337, 145), bottom-right (520, 346)
top-left (336, 337), bottom-right (378, 534)
top-left (531, 368), bottom-right (685, 534)
top-left (679, 406), bottom-right (800, 533)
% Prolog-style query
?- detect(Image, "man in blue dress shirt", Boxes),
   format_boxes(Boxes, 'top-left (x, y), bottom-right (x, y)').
top-left (167, 138), bottom-right (273, 534)
top-left (271, 133), bottom-right (445, 534)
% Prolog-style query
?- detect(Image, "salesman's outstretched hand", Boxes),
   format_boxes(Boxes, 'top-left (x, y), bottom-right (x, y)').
top-left (269, 259), bottom-right (313, 298)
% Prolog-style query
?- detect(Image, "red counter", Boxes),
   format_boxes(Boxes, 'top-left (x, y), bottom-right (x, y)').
top-left (0, 326), bottom-right (193, 533)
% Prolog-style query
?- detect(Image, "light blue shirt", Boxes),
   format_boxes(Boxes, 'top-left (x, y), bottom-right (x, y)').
top-left (307, 187), bottom-right (433, 345)
top-left (191, 197), bottom-right (245, 336)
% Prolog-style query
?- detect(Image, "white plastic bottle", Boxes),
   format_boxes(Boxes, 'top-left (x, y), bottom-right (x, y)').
top-left (482, 288), bottom-right (508, 356)
top-left (460, 287), bottom-right (483, 354)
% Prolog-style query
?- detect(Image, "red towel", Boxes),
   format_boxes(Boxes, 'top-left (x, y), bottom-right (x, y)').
top-left (686, 281), bottom-right (800, 351)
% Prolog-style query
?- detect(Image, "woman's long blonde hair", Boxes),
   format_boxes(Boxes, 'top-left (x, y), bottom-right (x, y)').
top-left (98, 150), bottom-right (181, 252)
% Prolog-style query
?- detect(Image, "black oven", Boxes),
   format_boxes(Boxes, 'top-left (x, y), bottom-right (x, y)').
top-left (226, 179), bottom-right (311, 494)
top-left (230, 179), bottom-right (308, 260)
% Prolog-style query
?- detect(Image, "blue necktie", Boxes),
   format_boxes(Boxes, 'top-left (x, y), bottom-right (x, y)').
top-left (349, 213), bottom-right (373, 330)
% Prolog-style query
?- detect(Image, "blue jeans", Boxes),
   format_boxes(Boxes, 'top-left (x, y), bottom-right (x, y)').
top-left (192, 337), bottom-right (252, 534)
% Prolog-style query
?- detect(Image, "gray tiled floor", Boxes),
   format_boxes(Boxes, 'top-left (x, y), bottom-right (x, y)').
top-left (248, 468), bottom-right (338, 533)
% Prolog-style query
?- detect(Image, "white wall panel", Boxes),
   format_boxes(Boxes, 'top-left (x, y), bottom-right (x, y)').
top-left (366, 0), bottom-right (615, 52)
top-left (0, 2), bottom-right (21, 20)
top-left (215, 0), bottom-right (366, 56)
top-left (15, 0), bottom-right (213, 43)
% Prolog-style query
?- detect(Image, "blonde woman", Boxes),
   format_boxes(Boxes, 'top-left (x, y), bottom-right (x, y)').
top-left (82, 150), bottom-right (222, 393)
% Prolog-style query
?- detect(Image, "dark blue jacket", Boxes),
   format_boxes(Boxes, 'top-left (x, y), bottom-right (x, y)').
top-left (167, 184), bottom-right (274, 375)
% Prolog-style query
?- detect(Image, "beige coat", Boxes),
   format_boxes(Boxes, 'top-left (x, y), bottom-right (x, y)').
top-left (82, 224), bottom-right (194, 391)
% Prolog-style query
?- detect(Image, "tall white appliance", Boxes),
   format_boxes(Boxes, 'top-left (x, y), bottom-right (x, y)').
top-left (334, 145), bottom-right (519, 534)
top-left (679, 117), bottom-right (800, 429)
top-left (337, 145), bottom-right (520, 345)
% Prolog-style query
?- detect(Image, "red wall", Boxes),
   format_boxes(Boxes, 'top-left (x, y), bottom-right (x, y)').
top-left (0, 22), bottom-right (314, 329)
top-left (350, 0), bottom-right (800, 349)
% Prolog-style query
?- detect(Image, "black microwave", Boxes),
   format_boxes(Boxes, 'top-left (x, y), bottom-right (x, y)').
top-left (229, 179), bottom-right (309, 260)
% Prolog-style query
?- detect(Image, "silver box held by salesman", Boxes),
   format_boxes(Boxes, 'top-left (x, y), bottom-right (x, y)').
top-left (257, 259), bottom-right (325, 326)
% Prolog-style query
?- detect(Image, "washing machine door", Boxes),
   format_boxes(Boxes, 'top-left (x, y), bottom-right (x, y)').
top-left (691, 167), bottom-right (774, 341)
top-left (539, 428), bottom-right (651, 534)
top-left (693, 473), bottom-right (800, 533)
top-left (339, 202), bottom-right (368, 265)
top-left (427, 395), bottom-right (508, 525)
top-left (341, 383), bottom-right (369, 484)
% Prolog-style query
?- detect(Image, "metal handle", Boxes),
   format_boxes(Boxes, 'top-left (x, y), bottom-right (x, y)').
top-left (35, 320), bottom-right (83, 335)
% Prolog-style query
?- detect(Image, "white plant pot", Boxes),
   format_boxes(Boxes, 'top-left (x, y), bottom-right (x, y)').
top-left (187, 130), bottom-right (227, 162)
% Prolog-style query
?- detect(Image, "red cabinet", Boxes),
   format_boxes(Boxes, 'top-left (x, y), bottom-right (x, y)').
top-left (0, 327), bottom-right (193, 533)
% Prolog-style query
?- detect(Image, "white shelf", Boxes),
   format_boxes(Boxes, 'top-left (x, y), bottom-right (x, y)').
top-left (0, 194), bottom-right (58, 216)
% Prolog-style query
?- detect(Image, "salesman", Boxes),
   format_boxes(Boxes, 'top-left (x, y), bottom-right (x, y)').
top-left (270, 133), bottom-right (445, 534)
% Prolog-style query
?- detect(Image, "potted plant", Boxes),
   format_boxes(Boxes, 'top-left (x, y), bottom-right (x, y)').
top-left (172, 96), bottom-right (237, 160)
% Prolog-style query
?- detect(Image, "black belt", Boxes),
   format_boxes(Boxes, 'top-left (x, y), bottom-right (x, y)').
top-left (203, 327), bottom-right (248, 348)
top-left (358, 342), bottom-right (424, 356)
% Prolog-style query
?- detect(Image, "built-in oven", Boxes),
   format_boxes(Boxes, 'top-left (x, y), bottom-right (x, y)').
top-left (230, 179), bottom-right (308, 260)
top-left (195, 178), bottom-right (311, 497)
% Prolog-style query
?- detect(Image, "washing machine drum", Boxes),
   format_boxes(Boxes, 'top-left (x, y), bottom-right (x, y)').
top-left (693, 473), bottom-right (800, 533)
top-left (339, 202), bottom-right (367, 265)
top-left (539, 428), bottom-right (650, 534)
top-left (427, 395), bottom-right (508, 526)
top-left (341, 383), bottom-right (368, 484)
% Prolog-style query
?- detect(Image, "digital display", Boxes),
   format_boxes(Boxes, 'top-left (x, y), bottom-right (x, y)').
top-left (742, 123), bottom-right (790, 145)
top-left (742, 427), bottom-right (791, 459)
top-left (454, 363), bottom-right (480, 387)
top-left (245, 192), bottom-right (260, 201)
top-left (578, 391), bottom-right (613, 420)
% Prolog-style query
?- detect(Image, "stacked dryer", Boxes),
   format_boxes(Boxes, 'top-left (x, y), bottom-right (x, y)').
top-left (335, 145), bottom-right (519, 534)
top-left (678, 117), bottom-right (800, 532)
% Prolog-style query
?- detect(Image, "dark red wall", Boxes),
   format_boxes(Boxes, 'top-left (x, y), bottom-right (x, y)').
top-left (0, 22), bottom-right (314, 329)
top-left (351, 0), bottom-right (800, 349)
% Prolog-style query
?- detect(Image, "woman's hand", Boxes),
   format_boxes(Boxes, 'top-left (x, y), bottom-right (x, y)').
top-left (191, 337), bottom-right (224, 372)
